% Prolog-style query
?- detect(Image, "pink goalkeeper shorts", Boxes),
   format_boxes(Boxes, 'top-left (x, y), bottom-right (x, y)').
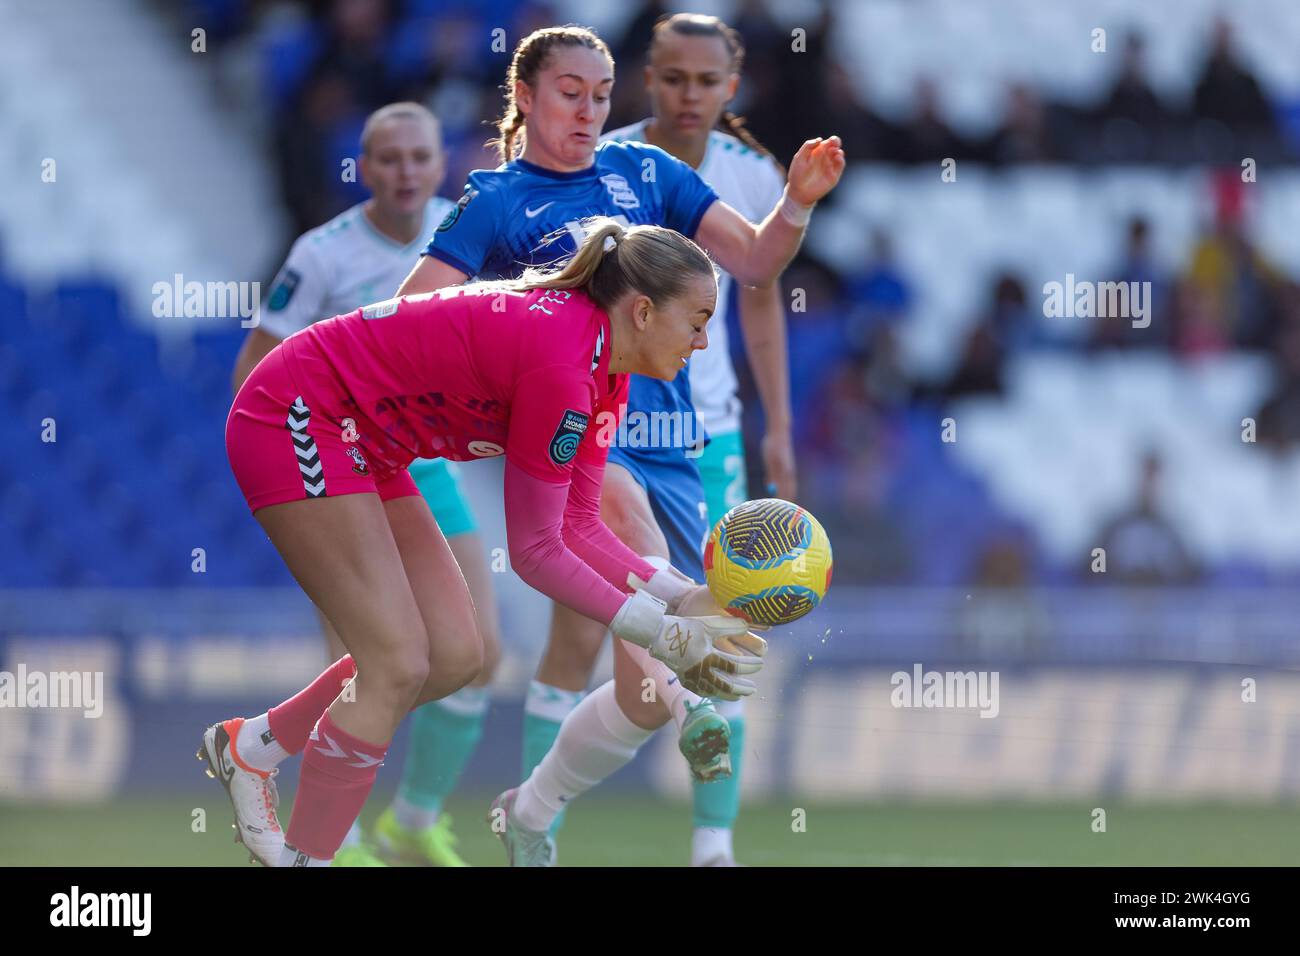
top-left (225, 345), bottom-right (417, 513)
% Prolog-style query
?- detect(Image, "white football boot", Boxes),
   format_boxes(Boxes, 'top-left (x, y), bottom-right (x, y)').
top-left (197, 717), bottom-right (284, 866)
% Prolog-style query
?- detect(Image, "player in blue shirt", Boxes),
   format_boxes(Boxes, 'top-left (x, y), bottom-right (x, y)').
top-left (393, 24), bottom-right (843, 865)
top-left (604, 12), bottom-right (800, 868)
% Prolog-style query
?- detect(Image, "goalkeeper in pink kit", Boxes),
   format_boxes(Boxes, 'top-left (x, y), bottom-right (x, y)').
top-left (201, 219), bottom-right (765, 867)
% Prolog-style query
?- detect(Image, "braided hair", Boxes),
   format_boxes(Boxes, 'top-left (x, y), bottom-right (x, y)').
top-left (649, 13), bottom-right (786, 178)
top-left (491, 25), bottom-right (614, 163)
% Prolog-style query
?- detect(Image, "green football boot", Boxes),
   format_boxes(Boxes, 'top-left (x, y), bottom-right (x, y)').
top-left (372, 808), bottom-right (470, 867)
top-left (679, 699), bottom-right (732, 783)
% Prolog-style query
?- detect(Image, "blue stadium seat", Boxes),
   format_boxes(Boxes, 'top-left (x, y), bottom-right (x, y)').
top-left (183, 0), bottom-right (247, 42)
top-left (384, 15), bottom-right (438, 88)
top-left (260, 20), bottom-right (322, 111)
top-left (0, 343), bottom-right (32, 405)
top-left (0, 273), bottom-right (28, 325)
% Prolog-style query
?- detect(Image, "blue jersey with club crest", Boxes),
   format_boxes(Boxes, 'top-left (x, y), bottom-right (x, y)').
top-left (423, 140), bottom-right (716, 281)
top-left (423, 141), bottom-right (716, 431)
top-left (421, 140), bottom-right (719, 576)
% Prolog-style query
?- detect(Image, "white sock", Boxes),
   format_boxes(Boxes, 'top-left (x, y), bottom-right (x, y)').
top-left (692, 826), bottom-right (734, 866)
top-left (513, 681), bottom-right (654, 832)
top-left (235, 713), bottom-right (290, 772)
top-left (391, 793), bottom-right (439, 831)
top-left (340, 819), bottom-right (363, 849)
top-left (437, 683), bottom-right (490, 717)
top-left (279, 844), bottom-right (331, 867)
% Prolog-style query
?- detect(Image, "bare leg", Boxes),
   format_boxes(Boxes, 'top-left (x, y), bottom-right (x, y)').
top-left (254, 494), bottom-right (438, 744)
top-left (318, 609), bottom-right (348, 665)
top-left (383, 494), bottom-right (484, 706)
top-left (447, 532), bottom-right (502, 685)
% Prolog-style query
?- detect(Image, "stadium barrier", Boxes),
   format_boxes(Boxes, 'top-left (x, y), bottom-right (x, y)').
top-left (2, 588), bottom-right (1297, 801)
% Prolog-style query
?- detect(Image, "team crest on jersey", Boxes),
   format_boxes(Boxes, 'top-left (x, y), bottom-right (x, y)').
top-left (346, 446), bottom-right (370, 476)
top-left (267, 268), bottom-right (301, 311)
top-left (589, 327), bottom-right (605, 375)
top-left (437, 189), bottom-right (476, 232)
top-left (600, 174), bottom-right (639, 209)
top-left (548, 409), bottom-right (590, 467)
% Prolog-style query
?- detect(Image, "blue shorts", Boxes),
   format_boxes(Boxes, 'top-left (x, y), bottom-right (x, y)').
top-left (607, 442), bottom-right (708, 583)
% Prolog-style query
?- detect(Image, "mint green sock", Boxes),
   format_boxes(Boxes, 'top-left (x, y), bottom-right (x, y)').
top-left (692, 715), bottom-right (745, 829)
top-left (522, 680), bottom-right (585, 836)
top-left (396, 686), bottom-right (488, 811)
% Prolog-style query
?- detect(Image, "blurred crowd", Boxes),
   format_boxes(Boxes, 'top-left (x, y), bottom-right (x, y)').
top-left (182, 0), bottom-right (1300, 588)
top-left (796, 166), bottom-right (1300, 589)
top-left (187, 0), bottom-right (1300, 232)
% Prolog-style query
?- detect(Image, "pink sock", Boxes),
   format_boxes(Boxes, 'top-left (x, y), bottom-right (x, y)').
top-left (267, 656), bottom-right (357, 755)
top-left (285, 710), bottom-right (388, 860)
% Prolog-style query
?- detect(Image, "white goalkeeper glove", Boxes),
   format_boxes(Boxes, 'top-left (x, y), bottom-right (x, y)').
top-left (627, 555), bottom-right (696, 614)
top-left (609, 589), bottom-right (767, 701)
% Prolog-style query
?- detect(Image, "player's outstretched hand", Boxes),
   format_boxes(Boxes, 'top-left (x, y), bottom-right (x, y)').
top-left (787, 136), bottom-right (846, 207)
top-left (611, 590), bottom-right (768, 701)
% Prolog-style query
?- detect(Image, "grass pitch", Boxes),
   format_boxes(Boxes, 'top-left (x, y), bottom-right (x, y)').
top-left (2, 793), bottom-right (1296, 866)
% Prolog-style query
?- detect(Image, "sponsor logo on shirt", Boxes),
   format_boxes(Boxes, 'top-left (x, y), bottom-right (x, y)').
top-left (548, 409), bottom-right (590, 467)
top-left (525, 201), bottom-right (555, 218)
top-left (267, 268), bottom-right (301, 311)
top-left (589, 327), bottom-right (605, 375)
top-left (468, 440), bottom-right (505, 457)
top-left (437, 189), bottom-right (477, 232)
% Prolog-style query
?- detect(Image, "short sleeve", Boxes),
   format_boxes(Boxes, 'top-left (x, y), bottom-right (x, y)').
top-left (421, 182), bottom-right (498, 278)
top-left (258, 236), bottom-right (331, 339)
top-left (506, 363), bottom-right (599, 484)
top-left (635, 143), bottom-right (718, 239)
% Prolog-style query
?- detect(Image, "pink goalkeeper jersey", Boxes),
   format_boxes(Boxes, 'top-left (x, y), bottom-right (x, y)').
top-left (276, 285), bottom-right (654, 623)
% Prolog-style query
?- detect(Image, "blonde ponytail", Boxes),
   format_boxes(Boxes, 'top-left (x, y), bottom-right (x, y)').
top-left (492, 217), bottom-right (715, 312)
top-left (514, 220), bottom-right (626, 293)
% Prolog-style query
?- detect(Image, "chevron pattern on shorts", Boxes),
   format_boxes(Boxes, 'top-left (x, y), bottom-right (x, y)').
top-left (286, 396), bottom-right (326, 498)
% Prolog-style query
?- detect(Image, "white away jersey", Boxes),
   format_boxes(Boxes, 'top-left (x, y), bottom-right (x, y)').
top-left (602, 121), bottom-right (785, 436)
top-left (258, 197), bottom-right (455, 339)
